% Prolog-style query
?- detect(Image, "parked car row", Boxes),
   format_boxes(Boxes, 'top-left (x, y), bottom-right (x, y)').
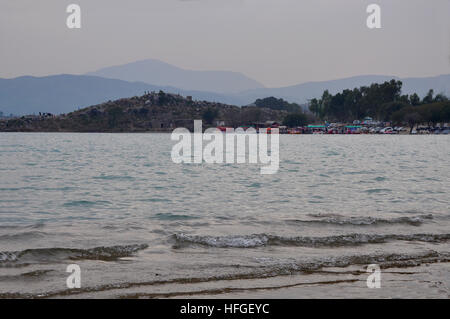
top-left (411, 127), bottom-right (450, 134)
top-left (368, 127), bottom-right (405, 134)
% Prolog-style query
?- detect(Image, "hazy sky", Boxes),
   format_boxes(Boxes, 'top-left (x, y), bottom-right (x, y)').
top-left (1, 0), bottom-right (449, 87)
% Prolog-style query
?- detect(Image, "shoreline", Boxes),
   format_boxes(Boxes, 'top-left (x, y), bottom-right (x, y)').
top-left (0, 131), bottom-right (447, 135)
top-left (43, 262), bottom-right (449, 299)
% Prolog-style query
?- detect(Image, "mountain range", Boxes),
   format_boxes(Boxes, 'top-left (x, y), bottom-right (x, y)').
top-left (86, 59), bottom-right (265, 94)
top-left (1, 59), bottom-right (449, 115)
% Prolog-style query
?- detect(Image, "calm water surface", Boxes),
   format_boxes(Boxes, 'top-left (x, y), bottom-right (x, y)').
top-left (0, 133), bottom-right (449, 298)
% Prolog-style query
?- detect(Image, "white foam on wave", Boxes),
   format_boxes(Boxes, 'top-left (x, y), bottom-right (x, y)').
top-left (173, 232), bottom-right (450, 248)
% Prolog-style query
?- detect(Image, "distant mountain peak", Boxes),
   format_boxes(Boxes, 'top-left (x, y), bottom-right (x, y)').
top-left (86, 59), bottom-right (265, 94)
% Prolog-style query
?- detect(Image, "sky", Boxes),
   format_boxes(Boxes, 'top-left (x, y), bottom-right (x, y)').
top-left (1, 0), bottom-right (449, 87)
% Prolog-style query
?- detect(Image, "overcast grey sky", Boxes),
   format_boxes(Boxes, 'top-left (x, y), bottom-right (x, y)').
top-left (1, 0), bottom-right (449, 87)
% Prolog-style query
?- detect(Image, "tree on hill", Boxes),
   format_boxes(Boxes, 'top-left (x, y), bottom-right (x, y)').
top-left (202, 107), bottom-right (219, 125)
top-left (282, 113), bottom-right (308, 127)
top-left (422, 89), bottom-right (434, 104)
top-left (254, 97), bottom-right (301, 113)
top-left (409, 93), bottom-right (421, 106)
top-left (433, 93), bottom-right (448, 103)
top-left (308, 98), bottom-right (320, 117)
top-left (157, 90), bottom-right (168, 105)
top-left (107, 106), bottom-right (124, 128)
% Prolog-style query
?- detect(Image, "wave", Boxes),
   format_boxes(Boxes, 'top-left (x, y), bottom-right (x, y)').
top-left (173, 232), bottom-right (450, 248)
top-left (63, 200), bottom-right (111, 207)
top-left (92, 175), bottom-right (135, 181)
top-left (288, 213), bottom-right (434, 226)
top-left (0, 269), bottom-right (53, 281)
top-left (0, 231), bottom-right (47, 241)
top-left (152, 213), bottom-right (199, 221)
top-left (365, 188), bottom-right (392, 193)
top-left (0, 244), bottom-right (148, 266)
top-left (0, 223), bottom-right (45, 230)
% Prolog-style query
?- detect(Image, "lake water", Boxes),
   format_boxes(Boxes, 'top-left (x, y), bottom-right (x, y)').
top-left (0, 133), bottom-right (449, 298)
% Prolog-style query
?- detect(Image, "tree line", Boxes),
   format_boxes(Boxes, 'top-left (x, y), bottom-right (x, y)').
top-left (251, 82), bottom-right (449, 129)
top-left (308, 80), bottom-right (449, 127)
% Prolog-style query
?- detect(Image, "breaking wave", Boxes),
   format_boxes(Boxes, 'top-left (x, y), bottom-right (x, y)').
top-left (173, 232), bottom-right (450, 248)
top-left (0, 244), bottom-right (148, 266)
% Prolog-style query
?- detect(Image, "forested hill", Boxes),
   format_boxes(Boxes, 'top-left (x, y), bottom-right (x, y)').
top-left (0, 91), bottom-right (286, 132)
